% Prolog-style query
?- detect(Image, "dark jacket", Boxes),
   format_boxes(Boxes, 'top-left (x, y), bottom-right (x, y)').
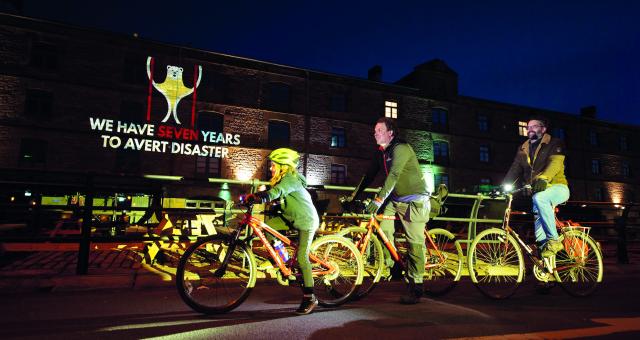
top-left (504, 133), bottom-right (568, 186)
top-left (353, 137), bottom-right (428, 201)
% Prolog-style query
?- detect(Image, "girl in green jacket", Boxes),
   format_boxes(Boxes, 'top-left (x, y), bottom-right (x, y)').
top-left (247, 148), bottom-right (320, 315)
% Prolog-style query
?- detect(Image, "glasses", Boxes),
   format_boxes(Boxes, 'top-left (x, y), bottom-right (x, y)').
top-left (527, 124), bottom-right (543, 129)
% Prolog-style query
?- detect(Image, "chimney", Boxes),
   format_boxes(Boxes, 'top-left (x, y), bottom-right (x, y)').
top-left (368, 65), bottom-right (382, 82)
top-left (580, 105), bottom-right (597, 119)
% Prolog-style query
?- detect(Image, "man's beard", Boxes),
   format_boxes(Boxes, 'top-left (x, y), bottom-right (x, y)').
top-left (528, 132), bottom-right (540, 141)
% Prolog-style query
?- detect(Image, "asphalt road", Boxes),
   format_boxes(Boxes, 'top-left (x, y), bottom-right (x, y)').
top-left (2, 272), bottom-right (639, 340)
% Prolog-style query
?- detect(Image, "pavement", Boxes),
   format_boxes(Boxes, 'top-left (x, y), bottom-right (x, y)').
top-left (1, 244), bottom-right (639, 293)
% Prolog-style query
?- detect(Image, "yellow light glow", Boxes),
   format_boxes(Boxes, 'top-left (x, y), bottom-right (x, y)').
top-left (236, 168), bottom-right (254, 181)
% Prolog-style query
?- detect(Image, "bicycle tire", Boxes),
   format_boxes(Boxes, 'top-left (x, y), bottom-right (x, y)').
top-left (176, 235), bottom-right (256, 314)
top-left (338, 226), bottom-right (384, 300)
top-left (310, 235), bottom-right (364, 307)
top-left (554, 230), bottom-right (603, 297)
top-left (423, 228), bottom-right (463, 296)
top-left (468, 228), bottom-right (525, 299)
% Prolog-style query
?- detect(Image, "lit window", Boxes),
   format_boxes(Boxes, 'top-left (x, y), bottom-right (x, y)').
top-left (479, 145), bottom-right (490, 163)
top-left (432, 108), bottom-right (448, 127)
top-left (434, 173), bottom-right (449, 188)
top-left (330, 127), bottom-right (346, 148)
top-left (478, 114), bottom-right (489, 132)
top-left (518, 121), bottom-right (528, 136)
top-left (591, 159), bottom-right (600, 175)
top-left (331, 164), bottom-right (347, 185)
top-left (385, 100), bottom-right (398, 119)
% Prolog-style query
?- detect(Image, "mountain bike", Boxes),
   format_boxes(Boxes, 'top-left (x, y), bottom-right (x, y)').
top-left (176, 201), bottom-right (364, 314)
top-left (338, 212), bottom-right (463, 299)
top-left (467, 185), bottom-right (603, 299)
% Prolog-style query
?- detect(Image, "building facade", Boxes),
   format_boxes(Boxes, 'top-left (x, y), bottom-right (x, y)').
top-left (1, 13), bottom-right (638, 207)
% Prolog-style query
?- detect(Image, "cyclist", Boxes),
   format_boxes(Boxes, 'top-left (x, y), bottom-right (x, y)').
top-left (503, 117), bottom-right (570, 258)
top-left (244, 148), bottom-right (320, 315)
top-left (347, 117), bottom-right (430, 304)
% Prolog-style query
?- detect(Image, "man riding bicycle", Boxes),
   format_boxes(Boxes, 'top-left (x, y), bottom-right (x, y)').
top-left (347, 117), bottom-right (430, 304)
top-left (503, 117), bottom-right (570, 258)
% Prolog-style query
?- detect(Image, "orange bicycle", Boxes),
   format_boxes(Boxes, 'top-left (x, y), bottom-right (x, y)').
top-left (176, 201), bottom-right (364, 314)
top-left (339, 212), bottom-right (463, 299)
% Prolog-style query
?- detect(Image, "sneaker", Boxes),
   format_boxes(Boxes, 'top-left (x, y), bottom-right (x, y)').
top-left (295, 295), bottom-right (318, 315)
top-left (541, 239), bottom-right (564, 258)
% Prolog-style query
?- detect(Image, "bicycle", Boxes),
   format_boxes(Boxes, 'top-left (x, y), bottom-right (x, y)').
top-left (176, 200), bottom-right (364, 314)
top-left (467, 185), bottom-right (604, 299)
top-left (338, 207), bottom-right (463, 299)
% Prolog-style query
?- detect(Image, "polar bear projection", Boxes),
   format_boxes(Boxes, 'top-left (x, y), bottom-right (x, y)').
top-left (147, 56), bottom-right (202, 124)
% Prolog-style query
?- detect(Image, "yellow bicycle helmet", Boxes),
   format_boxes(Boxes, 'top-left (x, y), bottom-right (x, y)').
top-left (268, 148), bottom-right (300, 167)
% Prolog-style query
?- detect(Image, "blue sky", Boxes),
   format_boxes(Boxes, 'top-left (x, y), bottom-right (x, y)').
top-left (22, 0), bottom-right (640, 125)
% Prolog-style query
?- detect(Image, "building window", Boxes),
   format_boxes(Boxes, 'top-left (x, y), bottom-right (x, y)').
top-left (479, 145), bottom-right (490, 163)
top-left (196, 112), bottom-right (224, 177)
top-left (385, 100), bottom-right (398, 119)
top-left (518, 121), bottom-right (528, 137)
top-left (433, 140), bottom-right (449, 164)
top-left (330, 127), bottom-right (346, 148)
top-left (553, 127), bottom-right (566, 140)
top-left (262, 82), bottom-right (291, 113)
top-left (622, 161), bottom-right (631, 178)
top-left (331, 164), bottom-right (347, 185)
top-left (589, 130), bottom-right (599, 146)
top-left (477, 114), bottom-right (489, 132)
top-left (19, 138), bottom-right (47, 167)
top-left (330, 93), bottom-right (347, 112)
top-left (432, 108), bottom-right (448, 128)
top-left (30, 42), bottom-right (58, 71)
top-left (123, 54), bottom-right (147, 84)
top-left (24, 89), bottom-right (53, 119)
top-left (434, 173), bottom-right (449, 188)
top-left (594, 188), bottom-right (604, 202)
top-left (620, 135), bottom-right (629, 151)
top-left (591, 159), bottom-right (600, 175)
top-left (480, 178), bottom-right (492, 185)
top-left (268, 120), bottom-right (291, 148)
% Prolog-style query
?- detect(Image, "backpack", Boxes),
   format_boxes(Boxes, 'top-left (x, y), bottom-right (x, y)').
top-left (429, 184), bottom-right (449, 218)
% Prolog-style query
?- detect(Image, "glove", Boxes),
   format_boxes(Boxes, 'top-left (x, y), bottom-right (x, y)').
top-left (240, 194), bottom-right (259, 204)
top-left (365, 197), bottom-right (383, 214)
top-left (532, 178), bottom-right (548, 193)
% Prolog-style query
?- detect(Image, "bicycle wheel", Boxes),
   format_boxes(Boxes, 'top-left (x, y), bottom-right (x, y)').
top-left (338, 226), bottom-right (384, 300)
top-left (423, 228), bottom-right (463, 296)
top-left (553, 230), bottom-right (603, 297)
top-left (468, 228), bottom-right (525, 299)
top-left (310, 235), bottom-right (364, 307)
top-left (176, 235), bottom-right (256, 314)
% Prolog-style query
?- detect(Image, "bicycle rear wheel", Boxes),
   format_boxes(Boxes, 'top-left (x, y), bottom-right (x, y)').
top-left (176, 235), bottom-right (256, 314)
top-left (423, 228), bottom-right (463, 296)
top-left (311, 235), bottom-right (364, 307)
top-left (468, 228), bottom-right (525, 299)
top-left (338, 226), bottom-right (384, 300)
top-left (554, 230), bottom-right (603, 297)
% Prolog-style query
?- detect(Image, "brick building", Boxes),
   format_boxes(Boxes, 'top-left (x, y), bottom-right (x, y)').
top-left (1, 13), bottom-right (638, 207)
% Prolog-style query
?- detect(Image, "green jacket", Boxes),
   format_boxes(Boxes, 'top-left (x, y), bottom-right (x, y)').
top-left (263, 172), bottom-right (319, 231)
top-left (354, 138), bottom-right (428, 202)
top-left (504, 133), bottom-right (568, 186)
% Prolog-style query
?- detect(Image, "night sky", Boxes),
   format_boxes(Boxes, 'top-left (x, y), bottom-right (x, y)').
top-left (19, 0), bottom-right (640, 125)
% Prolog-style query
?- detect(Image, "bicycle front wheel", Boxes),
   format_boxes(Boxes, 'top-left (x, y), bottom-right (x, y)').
top-left (310, 235), bottom-right (364, 307)
top-left (554, 230), bottom-right (603, 297)
top-left (468, 228), bottom-right (525, 299)
top-left (338, 226), bottom-right (384, 300)
top-left (423, 228), bottom-right (463, 296)
top-left (176, 235), bottom-right (256, 314)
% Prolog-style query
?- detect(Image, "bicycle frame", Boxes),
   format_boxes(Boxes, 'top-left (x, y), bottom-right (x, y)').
top-left (357, 214), bottom-right (448, 271)
top-left (223, 204), bottom-right (336, 279)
